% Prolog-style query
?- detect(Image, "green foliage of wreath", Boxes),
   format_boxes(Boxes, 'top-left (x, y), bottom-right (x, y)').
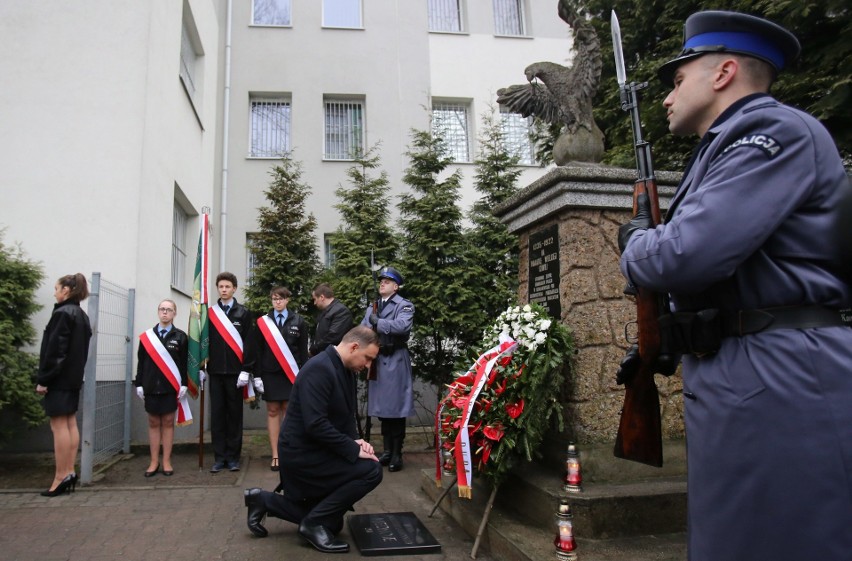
top-left (438, 303), bottom-right (574, 487)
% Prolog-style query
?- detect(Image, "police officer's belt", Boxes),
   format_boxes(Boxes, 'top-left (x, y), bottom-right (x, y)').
top-left (379, 343), bottom-right (408, 356)
top-left (720, 305), bottom-right (851, 337)
top-left (659, 305), bottom-right (851, 356)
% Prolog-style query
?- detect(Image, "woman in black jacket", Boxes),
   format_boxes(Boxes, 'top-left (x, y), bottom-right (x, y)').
top-left (253, 286), bottom-right (308, 471)
top-left (35, 273), bottom-right (92, 496)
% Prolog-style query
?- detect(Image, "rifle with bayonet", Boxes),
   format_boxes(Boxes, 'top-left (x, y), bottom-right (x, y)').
top-left (610, 10), bottom-right (674, 467)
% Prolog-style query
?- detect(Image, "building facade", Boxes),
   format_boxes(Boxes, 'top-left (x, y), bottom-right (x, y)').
top-left (0, 0), bottom-right (575, 444)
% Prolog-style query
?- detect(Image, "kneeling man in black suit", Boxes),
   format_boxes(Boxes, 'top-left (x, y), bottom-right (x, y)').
top-left (244, 325), bottom-right (382, 553)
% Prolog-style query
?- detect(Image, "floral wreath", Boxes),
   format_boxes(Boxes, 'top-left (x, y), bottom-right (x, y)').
top-left (436, 303), bottom-right (574, 497)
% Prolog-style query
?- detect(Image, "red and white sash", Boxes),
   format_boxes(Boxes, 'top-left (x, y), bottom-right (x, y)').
top-left (209, 304), bottom-right (244, 362)
top-left (139, 329), bottom-right (193, 426)
top-left (257, 315), bottom-right (299, 383)
top-left (454, 334), bottom-right (517, 498)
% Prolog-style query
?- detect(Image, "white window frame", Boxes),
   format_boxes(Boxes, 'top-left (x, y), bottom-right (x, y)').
top-left (322, 0), bottom-right (363, 29)
top-left (252, 0), bottom-right (292, 26)
top-left (493, 0), bottom-right (525, 36)
top-left (500, 108), bottom-right (536, 165)
top-left (324, 234), bottom-right (336, 268)
top-left (428, 0), bottom-right (465, 33)
top-left (432, 101), bottom-right (471, 163)
top-left (171, 204), bottom-right (189, 291)
top-left (324, 98), bottom-right (365, 160)
top-left (249, 96), bottom-right (292, 158)
top-left (179, 3), bottom-right (204, 116)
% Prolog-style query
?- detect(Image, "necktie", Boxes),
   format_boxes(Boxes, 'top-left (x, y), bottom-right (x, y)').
top-left (222, 304), bottom-right (230, 313)
top-left (159, 329), bottom-right (166, 339)
top-left (277, 315), bottom-right (284, 328)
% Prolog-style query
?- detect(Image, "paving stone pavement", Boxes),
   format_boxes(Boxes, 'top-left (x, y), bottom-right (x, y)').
top-left (0, 448), bottom-right (495, 561)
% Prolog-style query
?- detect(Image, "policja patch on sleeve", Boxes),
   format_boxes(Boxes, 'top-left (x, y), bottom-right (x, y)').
top-left (721, 134), bottom-right (782, 158)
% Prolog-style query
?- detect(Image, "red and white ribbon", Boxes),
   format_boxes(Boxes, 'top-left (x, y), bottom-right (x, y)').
top-left (139, 329), bottom-right (193, 426)
top-left (257, 316), bottom-right (299, 383)
top-left (209, 305), bottom-right (244, 362)
top-left (454, 334), bottom-right (516, 498)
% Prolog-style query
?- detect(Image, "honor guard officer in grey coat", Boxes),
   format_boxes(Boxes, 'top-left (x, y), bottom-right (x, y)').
top-left (361, 266), bottom-right (414, 472)
top-left (618, 11), bottom-right (852, 561)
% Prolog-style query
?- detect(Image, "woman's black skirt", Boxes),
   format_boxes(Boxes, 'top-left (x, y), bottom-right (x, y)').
top-left (43, 388), bottom-right (81, 417)
top-left (144, 392), bottom-right (178, 415)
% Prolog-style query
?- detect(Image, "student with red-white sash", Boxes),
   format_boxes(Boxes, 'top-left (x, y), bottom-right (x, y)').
top-left (134, 299), bottom-right (188, 477)
top-left (253, 286), bottom-right (308, 471)
top-left (206, 272), bottom-right (255, 473)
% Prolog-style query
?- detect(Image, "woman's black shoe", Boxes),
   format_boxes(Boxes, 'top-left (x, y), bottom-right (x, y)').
top-left (40, 474), bottom-right (74, 497)
top-left (144, 464), bottom-right (159, 477)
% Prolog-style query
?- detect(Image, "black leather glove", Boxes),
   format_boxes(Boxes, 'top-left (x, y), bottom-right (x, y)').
top-left (369, 313), bottom-right (379, 327)
top-left (618, 193), bottom-right (653, 253)
top-left (615, 344), bottom-right (679, 385)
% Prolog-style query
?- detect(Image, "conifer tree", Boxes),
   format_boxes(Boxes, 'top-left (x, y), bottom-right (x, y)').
top-left (245, 156), bottom-right (320, 316)
top-left (0, 232), bottom-right (45, 446)
top-left (326, 144), bottom-right (399, 315)
top-left (466, 107), bottom-right (522, 334)
top-left (397, 128), bottom-right (479, 387)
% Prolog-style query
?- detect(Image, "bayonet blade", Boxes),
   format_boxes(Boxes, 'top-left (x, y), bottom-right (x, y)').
top-left (611, 10), bottom-right (627, 86)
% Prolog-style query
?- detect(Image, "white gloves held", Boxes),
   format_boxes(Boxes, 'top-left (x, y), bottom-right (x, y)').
top-left (136, 386), bottom-right (145, 401)
top-left (236, 371), bottom-right (250, 388)
top-left (178, 386), bottom-right (187, 400)
top-left (199, 369), bottom-right (207, 384)
top-left (253, 377), bottom-right (264, 394)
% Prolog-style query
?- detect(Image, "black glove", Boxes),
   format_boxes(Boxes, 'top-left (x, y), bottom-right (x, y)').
top-left (618, 193), bottom-right (653, 253)
top-left (615, 344), bottom-right (679, 385)
top-left (369, 313), bottom-right (379, 327)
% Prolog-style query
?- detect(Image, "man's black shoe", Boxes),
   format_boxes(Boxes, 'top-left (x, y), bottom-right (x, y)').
top-left (377, 450), bottom-right (391, 466)
top-left (228, 460), bottom-right (241, 472)
top-left (210, 461), bottom-right (226, 473)
top-left (298, 521), bottom-right (349, 553)
top-left (388, 456), bottom-right (403, 472)
top-left (244, 488), bottom-right (268, 538)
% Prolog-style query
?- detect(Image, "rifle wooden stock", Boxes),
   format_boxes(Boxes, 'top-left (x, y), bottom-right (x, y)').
top-left (613, 178), bottom-right (664, 467)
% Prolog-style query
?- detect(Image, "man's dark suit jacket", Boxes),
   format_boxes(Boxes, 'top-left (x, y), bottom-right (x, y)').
top-left (309, 299), bottom-right (353, 356)
top-left (278, 345), bottom-right (360, 500)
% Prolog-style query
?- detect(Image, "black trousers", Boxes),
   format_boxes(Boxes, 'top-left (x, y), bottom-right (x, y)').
top-left (209, 374), bottom-right (243, 462)
top-left (265, 458), bottom-right (382, 531)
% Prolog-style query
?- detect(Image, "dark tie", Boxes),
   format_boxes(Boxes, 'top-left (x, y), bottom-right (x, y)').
top-left (222, 304), bottom-right (230, 313)
top-left (159, 329), bottom-right (166, 339)
top-left (277, 315), bottom-right (284, 328)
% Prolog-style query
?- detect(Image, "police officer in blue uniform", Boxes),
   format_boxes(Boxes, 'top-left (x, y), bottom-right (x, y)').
top-left (618, 11), bottom-right (852, 561)
top-left (361, 266), bottom-right (414, 472)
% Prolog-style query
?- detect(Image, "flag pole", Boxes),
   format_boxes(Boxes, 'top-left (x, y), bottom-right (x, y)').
top-left (189, 209), bottom-right (211, 470)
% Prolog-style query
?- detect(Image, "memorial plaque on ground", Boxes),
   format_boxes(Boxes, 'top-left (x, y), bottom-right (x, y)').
top-left (528, 223), bottom-right (561, 318)
top-left (348, 511), bottom-right (441, 556)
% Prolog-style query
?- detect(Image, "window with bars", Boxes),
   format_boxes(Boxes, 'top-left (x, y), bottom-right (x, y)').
top-left (252, 0), bottom-right (291, 26)
top-left (500, 109), bottom-right (536, 165)
top-left (432, 101), bottom-right (471, 162)
top-left (179, 17), bottom-right (201, 106)
top-left (324, 234), bottom-right (336, 268)
top-left (324, 99), bottom-right (364, 160)
top-left (493, 0), bottom-right (525, 36)
top-left (171, 204), bottom-right (189, 290)
top-left (428, 0), bottom-right (463, 32)
top-left (250, 98), bottom-right (291, 157)
top-left (246, 234), bottom-right (259, 285)
top-left (323, 0), bottom-right (362, 28)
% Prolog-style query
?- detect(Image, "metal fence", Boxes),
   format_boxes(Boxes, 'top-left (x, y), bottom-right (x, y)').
top-left (80, 273), bottom-right (135, 484)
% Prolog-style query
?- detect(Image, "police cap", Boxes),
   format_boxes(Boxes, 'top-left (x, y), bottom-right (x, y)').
top-left (378, 266), bottom-right (403, 286)
top-left (658, 11), bottom-right (800, 85)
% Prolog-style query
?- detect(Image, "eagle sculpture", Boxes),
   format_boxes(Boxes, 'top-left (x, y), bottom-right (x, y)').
top-left (496, 0), bottom-right (604, 164)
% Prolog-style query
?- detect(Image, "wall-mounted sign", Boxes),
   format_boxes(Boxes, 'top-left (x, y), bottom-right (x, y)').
top-left (528, 224), bottom-right (560, 319)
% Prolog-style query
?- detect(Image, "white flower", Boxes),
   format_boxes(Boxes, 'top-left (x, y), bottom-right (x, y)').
top-left (523, 312), bottom-right (534, 322)
top-left (535, 332), bottom-right (547, 345)
top-left (539, 319), bottom-right (552, 331)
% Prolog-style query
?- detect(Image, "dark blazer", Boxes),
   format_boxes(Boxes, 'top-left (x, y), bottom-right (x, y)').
top-left (208, 298), bottom-right (255, 375)
top-left (37, 300), bottom-right (92, 389)
top-left (134, 325), bottom-right (188, 395)
top-left (309, 299), bottom-right (353, 356)
top-left (279, 345), bottom-right (361, 499)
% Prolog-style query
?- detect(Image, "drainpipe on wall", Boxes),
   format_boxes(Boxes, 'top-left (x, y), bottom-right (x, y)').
top-left (218, 0), bottom-right (233, 268)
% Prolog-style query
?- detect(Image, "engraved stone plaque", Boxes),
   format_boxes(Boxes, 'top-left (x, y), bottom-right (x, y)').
top-left (528, 223), bottom-right (561, 318)
top-left (347, 512), bottom-right (442, 556)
